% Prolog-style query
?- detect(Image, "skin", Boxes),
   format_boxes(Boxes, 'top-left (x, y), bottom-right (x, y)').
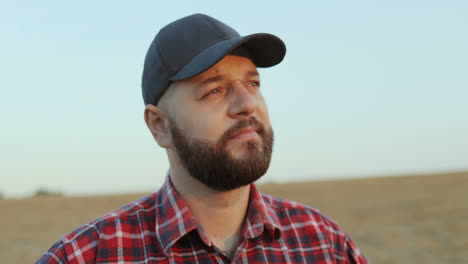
top-left (144, 55), bottom-right (271, 256)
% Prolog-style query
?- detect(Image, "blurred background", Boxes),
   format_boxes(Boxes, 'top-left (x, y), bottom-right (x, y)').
top-left (2, 0), bottom-right (468, 197)
top-left (1, 0), bottom-right (467, 263)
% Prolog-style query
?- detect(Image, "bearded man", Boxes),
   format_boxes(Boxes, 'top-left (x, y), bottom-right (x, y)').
top-left (37, 14), bottom-right (368, 263)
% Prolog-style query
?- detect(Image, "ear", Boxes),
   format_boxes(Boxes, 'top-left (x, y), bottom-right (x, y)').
top-left (144, 104), bottom-right (173, 148)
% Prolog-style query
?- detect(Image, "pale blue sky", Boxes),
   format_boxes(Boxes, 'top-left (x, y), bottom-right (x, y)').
top-left (1, 1), bottom-right (467, 198)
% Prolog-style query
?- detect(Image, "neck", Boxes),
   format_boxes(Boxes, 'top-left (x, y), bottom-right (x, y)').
top-left (169, 164), bottom-right (250, 255)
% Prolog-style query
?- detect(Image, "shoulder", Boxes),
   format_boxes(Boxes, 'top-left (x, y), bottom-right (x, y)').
top-left (261, 192), bottom-right (368, 262)
top-left (261, 192), bottom-right (342, 231)
top-left (65, 192), bottom-right (158, 239)
top-left (40, 193), bottom-right (159, 263)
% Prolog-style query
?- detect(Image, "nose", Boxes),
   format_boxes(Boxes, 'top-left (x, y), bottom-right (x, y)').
top-left (227, 81), bottom-right (259, 118)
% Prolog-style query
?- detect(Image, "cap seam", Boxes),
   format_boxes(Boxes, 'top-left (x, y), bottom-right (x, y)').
top-left (155, 35), bottom-right (176, 73)
top-left (171, 36), bottom-right (233, 79)
top-left (172, 16), bottom-right (233, 73)
top-left (203, 18), bottom-right (232, 40)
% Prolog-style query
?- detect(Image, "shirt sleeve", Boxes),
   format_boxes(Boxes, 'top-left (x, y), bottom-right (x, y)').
top-left (36, 240), bottom-right (69, 264)
top-left (345, 235), bottom-right (368, 264)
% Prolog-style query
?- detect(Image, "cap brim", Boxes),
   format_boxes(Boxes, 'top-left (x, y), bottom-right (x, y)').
top-left (171, 33), bottom-right (286, 81)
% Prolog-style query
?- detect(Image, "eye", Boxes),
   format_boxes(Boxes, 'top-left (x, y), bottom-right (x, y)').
top-left (249, 81), bottom-right (260, 87)
top-left (202, 88), bottom-right (222, 99)
top-left (209, 88), bottom-right (220, 94)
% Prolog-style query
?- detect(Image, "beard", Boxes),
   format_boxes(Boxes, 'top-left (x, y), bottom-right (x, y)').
top-left (168, 116), bottom-right (274, 191)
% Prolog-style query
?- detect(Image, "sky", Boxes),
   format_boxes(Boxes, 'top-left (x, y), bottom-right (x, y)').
top-left (1, 0), bottom-right (467, 198)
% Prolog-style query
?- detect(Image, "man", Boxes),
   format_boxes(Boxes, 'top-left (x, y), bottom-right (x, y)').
top-left (38, 14), bottom-right (367, 263)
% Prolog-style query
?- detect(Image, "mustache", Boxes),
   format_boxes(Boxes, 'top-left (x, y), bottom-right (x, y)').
top-left (218, 117), bottom-right (266, 146)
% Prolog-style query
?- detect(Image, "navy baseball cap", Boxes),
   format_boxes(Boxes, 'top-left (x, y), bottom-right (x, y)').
top-left (141, 13), bottom-right (286, 105)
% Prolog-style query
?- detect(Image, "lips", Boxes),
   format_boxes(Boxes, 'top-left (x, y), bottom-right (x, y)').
top-left (229, 127), bottom-right (259, 140)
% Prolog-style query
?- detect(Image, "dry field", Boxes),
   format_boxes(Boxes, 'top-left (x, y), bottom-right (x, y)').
top-left (1, 171), bottom-right (467, 263)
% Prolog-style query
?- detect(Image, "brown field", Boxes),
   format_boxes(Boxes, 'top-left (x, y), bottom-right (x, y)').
top-left (1, 171), bottom-right (467, 263)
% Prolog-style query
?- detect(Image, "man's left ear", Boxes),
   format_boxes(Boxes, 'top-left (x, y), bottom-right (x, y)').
top-left (144, 104), bottom-right (173, 148)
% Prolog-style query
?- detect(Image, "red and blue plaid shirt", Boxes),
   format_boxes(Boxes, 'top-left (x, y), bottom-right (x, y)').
top-left (37, 176), bottom-right (367, 263)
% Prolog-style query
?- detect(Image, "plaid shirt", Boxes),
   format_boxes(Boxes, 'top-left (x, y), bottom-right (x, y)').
top-left (37, 176), bottom-right (367, 264)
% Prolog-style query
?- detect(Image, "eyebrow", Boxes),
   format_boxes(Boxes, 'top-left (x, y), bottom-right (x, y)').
top-left (197, 69), bottom-right (261, 91)
top-left (199, 75), bottom-right (225, 87)
top-left (200, 70), bottom-right (259, 84)
top-left (246, 70), bottom-right (260, 78)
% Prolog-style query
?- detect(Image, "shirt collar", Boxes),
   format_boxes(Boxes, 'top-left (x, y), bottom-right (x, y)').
top-left (155, 174), bottom-right (283, 255)
top-left (154, 175), bottom-right (199, 255)
top-left (243, 183), bottom-right (282, 240)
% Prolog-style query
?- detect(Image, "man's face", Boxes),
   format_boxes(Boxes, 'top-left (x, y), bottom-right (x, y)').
top-left (163, 55), bottom-right (274, 191)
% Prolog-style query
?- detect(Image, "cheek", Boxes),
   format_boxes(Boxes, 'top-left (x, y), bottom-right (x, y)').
top-left (257, 99), bottom-right (271, 127)
top-left (176, 109), bottom-right (224, 141)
